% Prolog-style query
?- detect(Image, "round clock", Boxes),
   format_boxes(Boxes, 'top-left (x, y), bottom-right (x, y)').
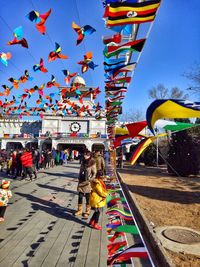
top-left (70, 122), bottom-right (81, 133)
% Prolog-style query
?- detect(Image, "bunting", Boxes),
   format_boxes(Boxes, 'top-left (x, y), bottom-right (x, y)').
top-left (104, 0), bottom-right (161, 27)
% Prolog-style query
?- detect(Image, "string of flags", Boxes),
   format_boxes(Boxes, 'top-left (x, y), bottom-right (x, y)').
top-left (101, 0), bottom-right (162, 144)
top-left (105, 156), bottom-right (154, 266)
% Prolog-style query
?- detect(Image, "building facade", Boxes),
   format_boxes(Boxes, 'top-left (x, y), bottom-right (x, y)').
top-left (0, 76), bottom-right (108, 152)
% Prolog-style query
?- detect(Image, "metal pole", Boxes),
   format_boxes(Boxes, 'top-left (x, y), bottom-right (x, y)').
top-left (156, 137), bottom-right (159, 167)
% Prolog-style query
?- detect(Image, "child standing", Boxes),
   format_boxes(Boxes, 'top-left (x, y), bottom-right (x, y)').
top-left (0, 180), bottom-right (12, 222)
top-left (89, 171), bottom-right (107, 230)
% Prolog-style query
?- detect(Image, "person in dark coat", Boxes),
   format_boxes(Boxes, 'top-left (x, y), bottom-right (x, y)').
top-left (75, 150), bottom-right (97, 218)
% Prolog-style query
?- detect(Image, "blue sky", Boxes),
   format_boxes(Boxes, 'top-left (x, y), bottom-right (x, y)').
top-left (0, 0), bottom-right (200, 118)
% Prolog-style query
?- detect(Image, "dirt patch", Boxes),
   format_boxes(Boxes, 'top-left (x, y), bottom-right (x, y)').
top-left (119, 164), bottom-right (200, 267)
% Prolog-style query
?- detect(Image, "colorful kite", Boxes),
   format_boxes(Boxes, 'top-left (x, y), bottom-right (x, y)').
top-left (8, 77), bottom-right (19, 89)
top-left (62, 70), bottom-right (77, 85)
top-left (33, 58), bottom-right (48, 73)
top-left (1, 85), bottom-right (13, 96)
top-left (104, 0), bottom-right (161, 27)
top-left (72, 21), bottom-right (96, 45)
top-left (26, 8), bottom-right (52, 35)
top-left (0, 52), bottom-right (11, 66)
top-left (19, 70), bottom-right (33, 83)
top-left (7, 26), bottom-right (28, 48)
top-left (46, 75), bottom-right (60, 88)
top-left (146, 99), bottom-right (200, 133)
top-left (78, 52), bottom-right (98, 73)
top-left (48, 43), bottom-right (68, 62)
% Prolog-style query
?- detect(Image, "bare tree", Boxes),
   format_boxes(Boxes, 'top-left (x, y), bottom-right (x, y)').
top-left (184, 64), bottom-right (200, 97)
top-left (148, 84), bottom-right (188, 100)
top-left (119, 108), bottom-right (144, 122)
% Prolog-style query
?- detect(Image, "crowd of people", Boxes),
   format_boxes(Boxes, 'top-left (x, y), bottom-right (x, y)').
top-left (0, 148), bottom-right (79, 181)
top-left (0, 148), bottom-right (108, 229)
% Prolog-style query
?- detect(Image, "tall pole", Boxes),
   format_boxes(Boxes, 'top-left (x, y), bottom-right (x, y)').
top-left (156, 137), bottom-right (159, 167)
top-left (155, 127), bottom-right (159, 167)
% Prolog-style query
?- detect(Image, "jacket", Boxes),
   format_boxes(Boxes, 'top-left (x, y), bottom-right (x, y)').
top-left (21, 152), bottom-right (33, 167)
top-left (0, 188), bottom-right (12, 206)
top-left (77, 158), bottom-right (97, 194)
top-left (90, 179), bottom-right (107, 208)
top-left (94, 155), bottom-right (105, 174)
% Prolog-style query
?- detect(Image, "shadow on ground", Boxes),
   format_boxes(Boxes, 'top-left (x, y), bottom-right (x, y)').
top-left (36, 183), bottom-right (78, 195)
top-left (15, 192), bottom-right (89, 227)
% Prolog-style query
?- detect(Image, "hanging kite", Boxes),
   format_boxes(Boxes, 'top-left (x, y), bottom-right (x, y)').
top-left (1, 85), bottom-right (13, 96)
top-left (62, 70), bottom-right (77, 85)
top-left (146, 99), bottom-right (200, 134)
top-left (33, 58), bottom-right (48, 73)
top-left (72, 21), bottom-right (96, 45)
top-left (7, 26), bottom-right (28, 48)
top-left (8, 77), bottom-right (19, 89)
top-left (19, 70), bottom-right (33, 83)
top-left (26, 8), bottom-right (52, 35)
top-left (78, 52), bottom-right (98, 73)
top-left (46, 75), bottom-right (60, 88)
top-left (48, 42), bottom-right (68, 62)
top-left (0, 52), bottom-right (11, 66)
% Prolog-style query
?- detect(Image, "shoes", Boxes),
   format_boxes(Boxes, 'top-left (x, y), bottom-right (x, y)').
top-left (83, 205), bottom-right (90, 218)
top-left (89, 219), bottom-right (95, 227)
top-left (92, 223), bottom-right (102, 230)
top-left (74, 204), bottom-right (82, 216)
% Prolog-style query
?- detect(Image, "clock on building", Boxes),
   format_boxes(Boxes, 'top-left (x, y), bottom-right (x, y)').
top-left (70, 122), bottom-right (81, 133)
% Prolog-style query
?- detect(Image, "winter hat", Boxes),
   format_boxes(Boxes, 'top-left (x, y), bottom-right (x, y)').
top-left (1, 180), bottom-right (10, 189)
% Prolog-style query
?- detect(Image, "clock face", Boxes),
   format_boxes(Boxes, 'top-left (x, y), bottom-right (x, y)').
top-left (70, 122), bottom-right (81, 133)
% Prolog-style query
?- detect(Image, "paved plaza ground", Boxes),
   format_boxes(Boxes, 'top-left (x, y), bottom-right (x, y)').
top-left (0, 162), bottom-right (108, 267)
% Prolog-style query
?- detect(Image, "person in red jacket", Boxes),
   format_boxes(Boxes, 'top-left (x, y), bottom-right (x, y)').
top-left (21, 148), bottom-right (33, 181)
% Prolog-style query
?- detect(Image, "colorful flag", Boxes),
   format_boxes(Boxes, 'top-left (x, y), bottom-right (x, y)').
top-left (155, 119), bottom-right (199, 132)
top-left (104, 0), bottom-right (161, 27)
top-left (108, 243), bottom-right (148, 266)
top-left (110, 62), bottom-right (137, 77)
top-left (126, 121), bottom-right (147, 137)
top-left (104, 39), bottom-right (146, 58)
top-left (103, 33), bottom-right (122, 45)
top-left (146, 99), bottom-right (200, 133)
top-left (107, 240), bottom-right (127, 257)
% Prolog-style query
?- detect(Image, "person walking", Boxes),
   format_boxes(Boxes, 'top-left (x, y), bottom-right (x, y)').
top-left (0, 180), bottom-right (12, 222)
top-left (75, 150), bottom-right (96, 218)
top-left (21, 148), bottom-right (33, 181)
top-left (89, 171), bottom-right (107, 230)
top-left (14, 150), bottom-right (22, 179)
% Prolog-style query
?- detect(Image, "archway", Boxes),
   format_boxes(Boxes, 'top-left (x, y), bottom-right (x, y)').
top-left (42, 138), bottom-right (52, 151)
top-left (92, 143), bottom-right (105, 152)
top-left (6, 142), bottom-right (23, 151)
top-left (57, 143), bottom-right (86, 152)
top-left (57, 143), bottom-right (86, 160)
top-left (25, 141), bottom-right (38, 150)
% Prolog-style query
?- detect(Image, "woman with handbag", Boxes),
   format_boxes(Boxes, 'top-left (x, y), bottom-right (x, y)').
top-left (75, 150), bottom-right (96, 218)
